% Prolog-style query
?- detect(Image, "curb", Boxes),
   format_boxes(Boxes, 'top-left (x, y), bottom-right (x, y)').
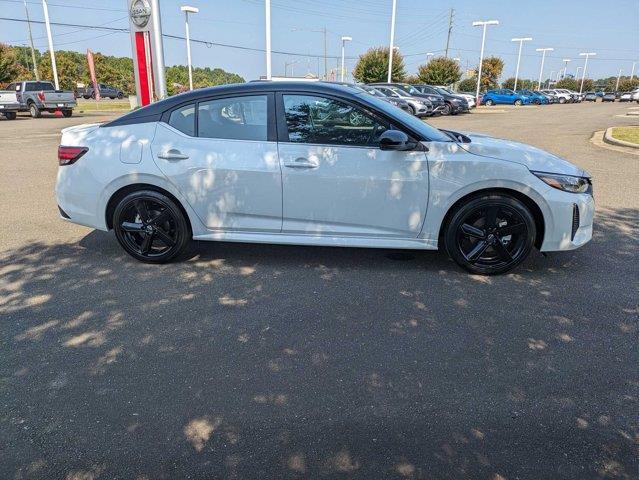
top-left (603, 127), bottom-right (639, 149)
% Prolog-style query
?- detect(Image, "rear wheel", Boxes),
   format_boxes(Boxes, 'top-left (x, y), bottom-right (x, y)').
top-left (407, 104), bottom-right (416, 115)
top-left (113, 191), bottom-right (190, 263)
top-left (444, 194), bottom-right (536, 275)
top-left (4, 112), bottom-right (17, 120)
top-left (442, 103), bottom-right (452, 115)
top-left (559, 97), bottom-right (566, 104)
top-left (485, 99), bottom-right (494, 106)
top-left (514, 99), bottom-right (523, 106)
top-left (29, 103), bottom-right (41, 118)
top-left (117, 92), bottom-right (124, 99)
top-left (62, 109), bottom-right (73, 117)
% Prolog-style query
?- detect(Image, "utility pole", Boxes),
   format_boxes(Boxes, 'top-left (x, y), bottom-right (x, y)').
top-left (444, 8), bottom-right (454, 58)
top-left (24, 0), bottom-right (39, 80)
top-left (387, 0), bottom-right (397, 82)
top-left (41, 0), bottom-right (58, 89)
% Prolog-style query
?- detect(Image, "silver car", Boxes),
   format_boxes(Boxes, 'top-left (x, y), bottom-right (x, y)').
top-left (371, 85), bottom-right (433, 117)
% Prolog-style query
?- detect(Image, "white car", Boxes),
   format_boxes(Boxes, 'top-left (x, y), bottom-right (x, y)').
top-left (55, 82), bottom-right (594, 275)
top-left (631, 88), bottom-right (639, 102)
top-left (438, 86), bottom-right (476, 108)
top-left (541, 89), bottom-right (572, 104)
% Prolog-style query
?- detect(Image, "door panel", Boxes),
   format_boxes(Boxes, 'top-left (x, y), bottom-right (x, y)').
top-left (151, 96), bottom-right (281, 232)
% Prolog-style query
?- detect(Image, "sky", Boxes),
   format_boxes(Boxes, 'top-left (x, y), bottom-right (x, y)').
top-left (1, 0), bottom-right (638, 83)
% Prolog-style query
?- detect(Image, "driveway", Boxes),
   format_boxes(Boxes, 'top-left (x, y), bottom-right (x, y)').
top-left (1, 103), bottom-right (637, 479)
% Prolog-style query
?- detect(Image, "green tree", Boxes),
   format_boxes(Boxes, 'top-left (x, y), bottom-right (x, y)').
top-left (555, 78), bottom-right (579, 90)
top-left (403, 74), bottom-right (420, 84)
top-left (352, 47), bottom-right (405, 83)
top-left (477, 56), bottom-right (503, 91)
top-left (618, 78), bottom-right (639, 91)
top-left (166, 65), bottom-right (245, 95)
top-left (502, 77), bottom-right (534, 90)
top-left (458, 77), bottom-right (477, 92)
top-left (417, 56), bottom-right (461, 85)
top-left (0, 43), bottom-right (21, 85)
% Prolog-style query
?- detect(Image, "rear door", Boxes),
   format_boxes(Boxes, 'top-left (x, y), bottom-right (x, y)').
top-left (276, 93), bottom-right (429, 238)
top-left (151, 93), bottom-right (282, 232)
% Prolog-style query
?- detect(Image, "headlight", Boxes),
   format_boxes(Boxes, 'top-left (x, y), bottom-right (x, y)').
top-left (532, 171), bottom-right (592, 194)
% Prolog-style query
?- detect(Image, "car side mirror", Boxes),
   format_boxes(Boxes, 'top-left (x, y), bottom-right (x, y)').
top-left (379, 130), bottom-right (416, 151)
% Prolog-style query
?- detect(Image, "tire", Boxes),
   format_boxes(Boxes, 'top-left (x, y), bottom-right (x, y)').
top-left (29, 103), bottom-right (41, 118)
top-left (113, 190), bottom-right (190, 264)
top-left (485, 99), bottom-right (494, 106)
top-left (4, 111), bottom-right (17, 120)
top-left (534, 99), bottom-right (541, 105)
top-left (514, 99), bottom-right (523, 106)
top-left (117, 92), bottom-right (124, 99)
top-left (558, 97), bottom-right (566, 104)
top-left (407, 104), bottom-right (416, 115)
top-left (62, 109), bottom-right (73, 117)
top-left (91, 92), bottom-right (96, 99)
top-left (444, 194), bottom-right (536, 275)
top-left (83, 95), bottom-right (90, 100)
top-left (442, 103), bottom-right (452, 115)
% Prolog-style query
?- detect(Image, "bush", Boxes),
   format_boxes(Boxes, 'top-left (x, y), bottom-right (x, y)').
top-left (416, 56), bottom-right (461, 86)
top-left (352, 47), bottom-right (405, 84)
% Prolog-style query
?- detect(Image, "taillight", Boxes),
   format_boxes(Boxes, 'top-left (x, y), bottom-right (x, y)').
top-left (58, 146), bottom-right (88, 166)
top-left (37, 91), bottom-right (45, 102)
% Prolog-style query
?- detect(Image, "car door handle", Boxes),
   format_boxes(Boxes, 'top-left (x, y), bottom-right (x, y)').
top-left (157, 149), bottom-right (189, 160)
top-left (283, 157), bottom-right (318, 169)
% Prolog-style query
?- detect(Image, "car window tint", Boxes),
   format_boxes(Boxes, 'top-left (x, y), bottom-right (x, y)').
top-left (197, 95), bottom-right (267, 141)
top-left (283, 94), bottom-right (388, 147)
top-left (168, 103), bottom-right (195, 136)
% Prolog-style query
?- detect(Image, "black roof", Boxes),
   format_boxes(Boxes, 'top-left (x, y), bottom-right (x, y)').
top-left (104, 81), bottom-right (366, 127)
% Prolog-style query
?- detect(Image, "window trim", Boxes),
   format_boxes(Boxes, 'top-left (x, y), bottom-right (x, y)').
top-left (161, 92), bottom-right (276, 142)
top-left (276, 91), bottom-right (407, 148)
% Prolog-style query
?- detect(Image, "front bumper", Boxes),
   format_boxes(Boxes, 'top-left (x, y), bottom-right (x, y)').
top-left (540, 190), bottom-right (594, 252)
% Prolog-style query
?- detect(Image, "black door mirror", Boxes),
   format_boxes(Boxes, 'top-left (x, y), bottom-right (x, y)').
top-left (379, 130), bottom-right (415, 151)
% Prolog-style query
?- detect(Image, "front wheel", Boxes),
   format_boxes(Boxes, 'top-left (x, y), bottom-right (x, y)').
top-left (484, 99), bottom-right (494, 106)
top-left (113, 191), bottom-right (190, 263)
top-left (117, 92), bottom-right (124, 99)
top-left (442, 103), bottom-right (452, 115)
top-left (514, 99), bottom-right (523, 106)
top-left (407, 104), bottom-right (416, 115)
top-left (62, 109), bottom-right (73, 117)
top-left (444, 194), bottom-right (536, 275)
top-left (559, 97), bottom-right (566, 104)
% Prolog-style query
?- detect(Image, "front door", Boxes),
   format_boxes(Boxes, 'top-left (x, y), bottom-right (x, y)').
top-left (151, 94), bottom-right (282, 233)
top-left (277, 93), bottom-right (429, 238)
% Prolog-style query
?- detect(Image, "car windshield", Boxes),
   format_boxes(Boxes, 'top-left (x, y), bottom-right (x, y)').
top-left (401, 85), bottom-right (421, 95)
top-left (439, 87), bottom-right (454, 94)
top-left (355, 93), bottom-right (453, 143)
top-left (362, 86), bottom-right (385, 98)
top-left (389, 87), bottom-right (410, 98)
top-left (434, 87), bottom-right (449, 95)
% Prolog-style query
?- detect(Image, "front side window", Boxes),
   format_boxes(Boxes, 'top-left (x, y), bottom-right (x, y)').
top-left (168, 103), bottom-right (195, 136)
top-left (198, 95), bottom-right (267, 141)
top-left (282, 94), bottom-right (388, 147)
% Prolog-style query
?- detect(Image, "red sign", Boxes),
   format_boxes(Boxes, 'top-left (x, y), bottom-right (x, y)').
top-left (86, 49), bottom-right (100, 101)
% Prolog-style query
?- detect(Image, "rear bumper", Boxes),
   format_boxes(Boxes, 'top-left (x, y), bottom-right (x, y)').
top-left (43, 102), bottom-right (76, 109)
top-left (0, 103), bottom-right (20, 112)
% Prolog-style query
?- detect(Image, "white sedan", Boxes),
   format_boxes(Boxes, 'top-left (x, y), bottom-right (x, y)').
top-left (55, 82), bottom-right (594, 274)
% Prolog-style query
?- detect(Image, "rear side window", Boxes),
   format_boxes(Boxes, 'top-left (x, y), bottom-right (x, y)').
top-left (197, 95), bottom-right (267, 141)
top-left (168, 104), bottom-right (195, 136)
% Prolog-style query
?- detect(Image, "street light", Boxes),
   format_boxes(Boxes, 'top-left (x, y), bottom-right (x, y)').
top-left (41, 0), bottom-right (59, 90)
top-left (387, 0), bottom-right (397, 82)
top-left (180, 5), bottom-right (198, 91)
top-left (265, 0), bottom-right (272, 79)
top-left (426, 52), bottom-right (434, 62)
top-left (579, 52), bottom-right (596, 93)
top-left (472, 20), bottom-right (499, 105)
top-left (511, 37), bottom-right (532, 91)
top-left (615, 68), bottom-right (623, 91)
top-left (548, 70), bottom-right (554, 88)
top-left (631, 62), bottom-right (636, 80)
top-left (535, 47), bottom-right (554, 90)
top-left (340, 36), bottom-right (352, 82)
top-left (561, 59), bottom-right (571, 79)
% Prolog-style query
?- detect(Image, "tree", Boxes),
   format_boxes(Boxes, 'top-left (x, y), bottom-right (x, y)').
top-left (417, 56), bottom-right (461, 86)
top-left (166, 65), bottom-right (245, 95)
top-left (0, 43), bottom-right (21, 85)
top-left (502, 77), bottom-right (533, 90)
top-left (403, 74), bottom-right (420, 84)
top-left (458, 78), bottom-right (477, 93)
top-left (352, 47), bottom-right (405, 83)
top-left (478, 56), bottom-right (503, 91)
top-left (618, 78), bottom-right (639, 92)
top-left (555, 78), bottom-right (579, 90)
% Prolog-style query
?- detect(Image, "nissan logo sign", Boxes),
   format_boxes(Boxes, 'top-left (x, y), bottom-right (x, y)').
top-left (130, 0), bottom-right (152, 28)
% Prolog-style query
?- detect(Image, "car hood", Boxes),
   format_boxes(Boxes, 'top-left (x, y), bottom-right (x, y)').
top-left (457, 131), bottom-right (587, 177)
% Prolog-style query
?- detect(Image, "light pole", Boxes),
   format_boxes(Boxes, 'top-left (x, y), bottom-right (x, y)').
top-left (265, 0), bottom-right (272, 79)
top-left (511, 37), bottom-right (532, 92)
top-left (472, 20), bottom-right (499, 105)
top-left (535, 47), bottom-right (553, 90)
top-left (579, 52), bottom-right (596, 93)
top-left (426, 52), bottom-right (434, 62)
top-left (575, 66), bottom-right (582, 79)
top-left (387, 0), bottom-right (397, 82)
top-left (561, 59), bottom-right (571, 79)
top-left (615, 68), bottom-right (623, 91)
top-left (631, 62), bottom-right (636, 80)
top-left (340, 36), bottom-right (352, 82)
top-left (180, 6), bottom-right (198, 91)
top-left (548, 70), bottom-right (554, 88)
top-left (41, 0), bottom-right (58, 89)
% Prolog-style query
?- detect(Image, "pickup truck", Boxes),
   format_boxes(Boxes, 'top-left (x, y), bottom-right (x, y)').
top-left (0, 90), bottom-right (20, 120)
top-left (7, 80), bottom-right (77, 118)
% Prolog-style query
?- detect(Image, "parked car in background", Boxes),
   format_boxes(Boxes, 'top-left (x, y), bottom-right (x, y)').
top-left (538, 91), bottom-right (558, 103)
top-left (8, 80), bottom-right (76, 117)
top-left (359, 85), bottom-right (412, 113)
top-left (619, 92), bottom-right (633, 102)
top-left (516, 90), bottom-right (548, 105)
top-left (0, 88), bottom-right (20, 120)
top-left (631, 88), bottom-right (639, 102)
top-left (412, 84), bottom-right (469, 114)
top-left (370, 85), bottom-right (433, 117)
top-left (76, 83), bottom-right (124, 99)
top-left (540, 89), bottom-right (571, 104)
top-left (437, 86), bottom-right (476, 108)
top-left (602, 92), bottom-right (617, 102)
top-left (482, 89), bottom-right (530, 106)
top-left (567, 90), bottom-right (583, 102)
top-left (369, 83), bottom-right (446, 115)
top-left (55, 81), bottom-right (594, 275)
top-left (583, 92), bottom-right (598, 102)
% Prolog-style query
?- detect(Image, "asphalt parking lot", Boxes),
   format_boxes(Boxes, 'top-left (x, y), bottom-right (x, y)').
top-left (1, 103), bottom-right (637, 479)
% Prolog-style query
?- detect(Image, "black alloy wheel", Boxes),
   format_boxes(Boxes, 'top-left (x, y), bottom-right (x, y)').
top-left (442, 103), bottom-right (452, 115)
top-left (445, 195), bottom-right (536, 275)
top-left (113, 191), bottom-right (190, 263)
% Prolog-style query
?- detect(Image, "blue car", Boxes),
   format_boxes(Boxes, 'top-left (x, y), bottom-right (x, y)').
top-left (516, 89), bottom-right (548, 105)
top-left (481, 89), bottom-right (530, 106)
